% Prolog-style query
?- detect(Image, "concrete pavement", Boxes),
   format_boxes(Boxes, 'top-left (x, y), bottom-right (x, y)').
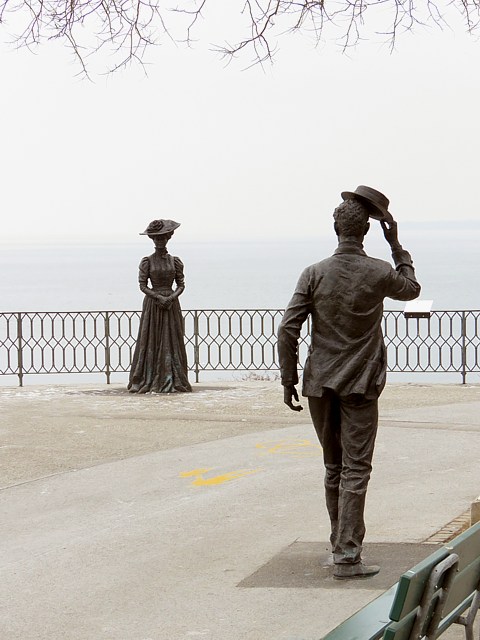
top-left (1, 381), bottom-right (479, 639)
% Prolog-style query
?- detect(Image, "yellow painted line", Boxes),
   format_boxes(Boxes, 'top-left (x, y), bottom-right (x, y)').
top-left (179, 467), bottom-right (262, 487)
top-left (179, 468), bottom-right (213, 478)
top-left (255, 439), bottom-right (322, 458)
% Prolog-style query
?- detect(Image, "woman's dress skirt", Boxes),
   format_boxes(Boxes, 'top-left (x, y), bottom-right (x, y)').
top-left (128, 296), bottom-right (192, 393)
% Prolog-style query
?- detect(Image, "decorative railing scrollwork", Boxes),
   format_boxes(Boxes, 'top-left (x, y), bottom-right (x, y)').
top-left (1, 309), bottom-right (479, 385)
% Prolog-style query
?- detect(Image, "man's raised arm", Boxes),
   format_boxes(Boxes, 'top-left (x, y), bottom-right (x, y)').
top-left (381, 218), bottom-right (421, 301)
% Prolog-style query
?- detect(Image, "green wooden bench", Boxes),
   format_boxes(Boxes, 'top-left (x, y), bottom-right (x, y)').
top-left (321, 521), bottom-right (480, 640)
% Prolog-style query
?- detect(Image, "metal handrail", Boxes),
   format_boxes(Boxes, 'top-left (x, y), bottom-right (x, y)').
top-left (1, 309), bottom-right (480, 386)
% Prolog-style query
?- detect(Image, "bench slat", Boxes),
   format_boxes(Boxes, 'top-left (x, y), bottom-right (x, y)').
top-left (444, 555), bottom-right (480, 614)
top-left (382, 608), bottom-right (418, 640)
top-left (389, 548), bottom-right (448, 621)
top-left (320, 584), bottom-right (397, 640)
top-left (444, 521), bottom-right (480, 570)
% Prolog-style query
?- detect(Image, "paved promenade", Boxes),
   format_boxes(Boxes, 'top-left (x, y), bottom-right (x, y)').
top-left (1, 380), bottom-right (479, 640)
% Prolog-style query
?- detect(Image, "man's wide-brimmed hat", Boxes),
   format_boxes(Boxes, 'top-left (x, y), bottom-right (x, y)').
top-left (340, 186), bottom-right (392, 222)
top-left (139, 219), bottom-right (181, 236)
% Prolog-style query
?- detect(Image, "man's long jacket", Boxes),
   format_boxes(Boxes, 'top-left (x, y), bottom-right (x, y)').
top-left (277, 240), bottom-right (421, 399)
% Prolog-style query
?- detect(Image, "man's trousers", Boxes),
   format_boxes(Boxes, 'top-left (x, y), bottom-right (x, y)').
top-left (308, 389), bottom-right (378, 565)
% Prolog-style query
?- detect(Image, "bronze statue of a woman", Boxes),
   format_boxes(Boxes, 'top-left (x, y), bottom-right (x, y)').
top-left (128, 219), bottom-right (192, 393)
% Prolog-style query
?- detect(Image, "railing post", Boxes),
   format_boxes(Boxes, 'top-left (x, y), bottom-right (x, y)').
top-left (461, 311), bottom-right (467, 385)
top-left (194, 310), bottom-right (200, 383)
top-left (105, 311), bottom-right (111, 385)
top-left (17, 312), bottom-right (24, 387)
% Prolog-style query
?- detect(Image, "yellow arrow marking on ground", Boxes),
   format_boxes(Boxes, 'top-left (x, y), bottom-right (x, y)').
top-left (255, 439), bottom-right (322, 458)
top-left (179, 467), bottom-right (262, 487)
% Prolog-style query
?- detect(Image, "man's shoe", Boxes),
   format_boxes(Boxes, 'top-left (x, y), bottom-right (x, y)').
top-left (333, 562), bottom-right (380, 579)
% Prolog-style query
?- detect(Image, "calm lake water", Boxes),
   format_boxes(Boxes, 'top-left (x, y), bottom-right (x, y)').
top-left (1, 224), bottom-right (479, 312)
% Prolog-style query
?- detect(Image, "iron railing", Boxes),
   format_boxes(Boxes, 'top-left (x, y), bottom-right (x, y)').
top-left (1, 310), bottom-right (479, 386)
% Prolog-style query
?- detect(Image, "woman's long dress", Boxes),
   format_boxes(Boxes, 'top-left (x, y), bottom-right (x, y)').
top-left (128, 252), bottom-right (192, 393)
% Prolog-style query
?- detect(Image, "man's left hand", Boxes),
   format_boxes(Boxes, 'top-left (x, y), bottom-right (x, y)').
top-left (283, 385), bottom-right (303, 412)
top-left (381, 217), bottom-right (401, 250)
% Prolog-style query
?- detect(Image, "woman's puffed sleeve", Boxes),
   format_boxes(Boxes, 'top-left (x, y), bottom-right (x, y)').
top-left (138, 256), bottom-right (153, 296)
top-left (174, 256), bottom-right (186, 289)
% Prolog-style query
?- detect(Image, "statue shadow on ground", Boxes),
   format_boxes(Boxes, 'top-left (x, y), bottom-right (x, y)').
top-left (65, 385), bottom-right (232, 396)
top-left (238, 542), bottom-right (441, 590)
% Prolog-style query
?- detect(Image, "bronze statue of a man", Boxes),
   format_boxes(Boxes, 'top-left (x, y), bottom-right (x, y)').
top-left (278, 186), bottom-right (421, 579)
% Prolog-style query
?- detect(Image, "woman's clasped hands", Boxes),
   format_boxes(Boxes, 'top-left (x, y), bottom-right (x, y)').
top-left (155, 294), bottom-right (173, 309)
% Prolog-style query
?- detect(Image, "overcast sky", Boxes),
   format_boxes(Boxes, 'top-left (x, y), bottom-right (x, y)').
top-left (1, 7), bottom-right (480, 245)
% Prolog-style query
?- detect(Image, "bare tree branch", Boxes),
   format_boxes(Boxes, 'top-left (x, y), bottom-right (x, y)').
top-left (1, 0), bottom-right (480, 75)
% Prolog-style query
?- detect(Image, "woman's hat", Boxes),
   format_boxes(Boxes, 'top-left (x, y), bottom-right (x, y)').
top-left (340, 186), bottom-right (392, 222)
top-left (139, 219), bottom-right (181, 236)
